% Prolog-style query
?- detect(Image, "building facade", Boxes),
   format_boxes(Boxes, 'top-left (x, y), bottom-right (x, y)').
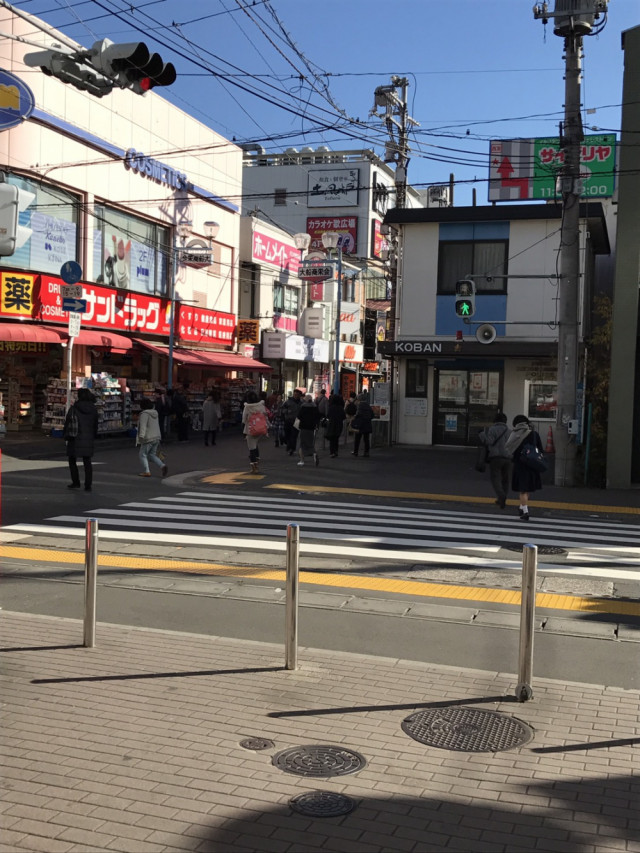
top-left (381, 204), bottom-right (609, 450)
top-left (0, 8), bottom-right (269, 435)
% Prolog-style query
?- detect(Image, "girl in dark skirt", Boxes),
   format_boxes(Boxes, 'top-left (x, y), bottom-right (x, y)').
top-left (504, 414), bottom-right (544, 522)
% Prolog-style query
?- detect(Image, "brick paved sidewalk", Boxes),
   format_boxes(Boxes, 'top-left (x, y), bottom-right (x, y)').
top-left (1, 611), bottom-right (638, 853)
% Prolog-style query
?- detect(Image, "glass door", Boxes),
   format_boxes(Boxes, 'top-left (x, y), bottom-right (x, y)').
top-left (434, 369), bottom-right (501, 445)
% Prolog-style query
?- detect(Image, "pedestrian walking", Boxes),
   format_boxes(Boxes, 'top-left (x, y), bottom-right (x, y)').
top-left (270, 394), bottom-right (285, 447)
top-left (325, 393), bottom-right (346, 457)
top-left (478, 412), bottom-right (512, 509)
top-left (351, 393), bottom-right (375, 458)
top-left (63, 387), bottom-right (99, 492)
top-left (153, 388), bottom-right (171, 441)
top-left (316, 387), bottom-right (329, 419)
top-left (136, 398), bottom-right (168, 478)
top-left (242, 391), bottom-right (269, 473)
top-left (168, 387), bottom-right (190, 442)
top-left (282, 389), bottom-right (302, 455)
top-left (505, 414), bottom-right (546, 522)
top-left (202, 390), bottom-right (221, 446)
top-left (296, 394), bottom-right (320, 466)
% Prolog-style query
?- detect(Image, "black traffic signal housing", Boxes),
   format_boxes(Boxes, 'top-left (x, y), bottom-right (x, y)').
top-left (89, 39), bottom-right (176, 94)
top-left (455, 279), bottom-right (475, 318)
top-left (24, 49), bottom-right (114, 97)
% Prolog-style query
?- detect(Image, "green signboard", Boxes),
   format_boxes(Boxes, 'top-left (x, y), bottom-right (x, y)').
top-left (532, 133), bottom-right (616, 199)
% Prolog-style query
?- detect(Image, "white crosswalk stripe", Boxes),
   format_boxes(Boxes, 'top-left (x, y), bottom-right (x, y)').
top-left (5, 491), bottom-right (640, 580)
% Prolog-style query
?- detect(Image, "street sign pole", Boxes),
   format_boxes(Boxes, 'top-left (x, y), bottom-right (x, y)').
top-left (66, 312), bottom-right (81, 411)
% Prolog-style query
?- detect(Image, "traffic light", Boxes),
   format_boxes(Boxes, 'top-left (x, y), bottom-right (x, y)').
top-left (88, 40), bottom-right (176, 94)
top-left (455, 279), bottom-right (475, 318)
top-left (24, 49), bottom-right (114, 98)
top-left (0, 182), bottom-right (36, 256)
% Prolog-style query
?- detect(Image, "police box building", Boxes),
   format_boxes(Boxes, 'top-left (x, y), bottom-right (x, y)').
top-left (0, 7), bottom-right (269, 436)
top-left (381, 201), bottom-right (610, 447)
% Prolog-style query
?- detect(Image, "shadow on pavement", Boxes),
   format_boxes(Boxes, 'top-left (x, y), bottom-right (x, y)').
top-left (268, 694), bottom-right (517, 719)
top-left (201, 775), bottom-right (639, 853)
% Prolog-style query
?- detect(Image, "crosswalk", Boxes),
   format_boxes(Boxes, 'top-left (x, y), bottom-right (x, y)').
top-left (6, 491), bottom-right (640, 581)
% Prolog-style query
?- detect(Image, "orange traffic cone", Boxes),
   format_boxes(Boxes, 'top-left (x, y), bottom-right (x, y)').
top-left (545, 426), bottom-right (555, 454)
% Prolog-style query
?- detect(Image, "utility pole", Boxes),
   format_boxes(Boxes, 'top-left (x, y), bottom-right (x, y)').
top-left (370, 77), bottom-right (418, 442)
top-left (533, 0), bottom-right (609, 486)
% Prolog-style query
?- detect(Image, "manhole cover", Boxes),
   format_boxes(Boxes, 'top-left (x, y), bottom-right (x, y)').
top-left (240, 737), bottom-right (275, 751)
top-left (402, 706), bottom-right (533, 752)
top-left (272, 744), bottom-right (366, 777)
top-left (289, 790), bottom-right (357, 818)
top-left (502, 544), bottom-right (567, 556)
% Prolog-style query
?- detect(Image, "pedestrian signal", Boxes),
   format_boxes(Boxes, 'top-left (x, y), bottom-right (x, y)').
top-left (455, 279), bottom-right (475, 318)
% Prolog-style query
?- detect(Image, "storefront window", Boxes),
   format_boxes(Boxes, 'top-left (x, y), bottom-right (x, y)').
top-left (0, 176), bottom-right (79, 275)
top-left (92, 205), bottom-right (170, 296)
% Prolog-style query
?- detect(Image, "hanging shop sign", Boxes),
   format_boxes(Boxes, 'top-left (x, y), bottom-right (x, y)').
top-left (0, 71), bottom-right (35, 130)
top-left (177, 305), bottom-right (235, 345)
top-left (252, 230), bottom-right (300, 275)
top-left (178, 239), bottom-right (213, 269)
top-left (262, 330), bottom-right (330, 363)
top-left (306, 216), bottom-right (358, 254)
top-left (237, 319), bottom-right (260, 345)
top-left (0, 269), bottom-right (236, 346)
top-left (339, 342), bottom-right (363, 364)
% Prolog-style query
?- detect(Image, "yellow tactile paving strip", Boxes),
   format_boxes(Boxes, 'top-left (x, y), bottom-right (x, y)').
top-left (266, 483), bottom-right (640, 515)
top-left (4, 545), bottom-right (640, 617)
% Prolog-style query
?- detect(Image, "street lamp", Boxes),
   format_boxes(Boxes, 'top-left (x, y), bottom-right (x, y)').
top-left (293, 232), bottom-right (311, 257)
top-left (321, 230), bottom-right (342, 396)
top-left (204, 221), bottom-right (220, 241)
top-left (168, 222), bottom-right (192, 389)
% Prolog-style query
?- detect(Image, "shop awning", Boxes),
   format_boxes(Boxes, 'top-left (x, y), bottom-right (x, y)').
top-left (68, 329), bottom-right (133, 351)
top-left (133, 340), bottom-right (208, 365)
top-left (0, 322), bottom-right (65, 343)
top-left (196, 351), bottom-right (272, 372)
top-left (133, 339), bottom-right (272, 371)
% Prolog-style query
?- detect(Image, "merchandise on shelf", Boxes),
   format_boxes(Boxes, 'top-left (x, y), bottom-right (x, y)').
top-left (0, 375), bottom-right (35, 431)
top-left (41, 373), bottom-right (132, 435)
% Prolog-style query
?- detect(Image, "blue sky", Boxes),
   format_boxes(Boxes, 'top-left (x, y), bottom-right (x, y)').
top-left (11, 0), bottom-right (638, 205)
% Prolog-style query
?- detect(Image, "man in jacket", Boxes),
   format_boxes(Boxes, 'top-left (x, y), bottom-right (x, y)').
top-left (479, 412), bottom-right (512, 509)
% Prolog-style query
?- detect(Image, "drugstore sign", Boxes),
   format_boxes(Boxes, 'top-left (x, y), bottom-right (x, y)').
top-left (0, 270), bottom-right (236, 345)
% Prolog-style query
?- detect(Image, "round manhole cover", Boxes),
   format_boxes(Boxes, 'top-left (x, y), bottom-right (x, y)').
top-left (289, 790), bottom-right (357, 818)
top-left (272, 745), bottom-right (367, 777)
top-left (402, 706), bottom-right (534, 752)
top-left (502, 544), bottom-right (567, 556)
top-left (239, 737), bottom-right (275, 751)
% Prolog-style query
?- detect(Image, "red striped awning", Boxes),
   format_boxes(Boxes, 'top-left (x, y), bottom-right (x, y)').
top-left (133, 339), bottom-right (271, 371)
top-left (0, 322), bottom-right (65, 343)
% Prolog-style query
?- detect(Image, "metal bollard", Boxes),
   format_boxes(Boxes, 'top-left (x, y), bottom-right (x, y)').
top-left (83, 518), bottom-right (99, 648)
top-left (285, 523), bottom-right (300, 670)
top-left (516, 543), bottom-right (538, 702)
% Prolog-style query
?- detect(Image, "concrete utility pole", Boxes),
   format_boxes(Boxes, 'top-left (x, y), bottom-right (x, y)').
top-left (370, 78), bottom-right (418, 442)
top-left (533, 0), bottom-right (609, 487)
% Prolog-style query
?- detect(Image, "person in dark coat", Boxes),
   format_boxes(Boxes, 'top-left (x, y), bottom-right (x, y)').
top-left (325, 393), bottom-right (346, 458)
top-left (351, 393), bottom-right (375, 458)
top-left (63, 388), bottom-right (99, 491)
top-left (153, 388), bottom-right (171, 440)
top-left (505, 414), bottom-right (544, 522)
top-left (282, 389), bottom-right (302, 455)
top-left (167, 388), bottom-right (190, 442)
top-left (296, 394), bottom-right (321, 466)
